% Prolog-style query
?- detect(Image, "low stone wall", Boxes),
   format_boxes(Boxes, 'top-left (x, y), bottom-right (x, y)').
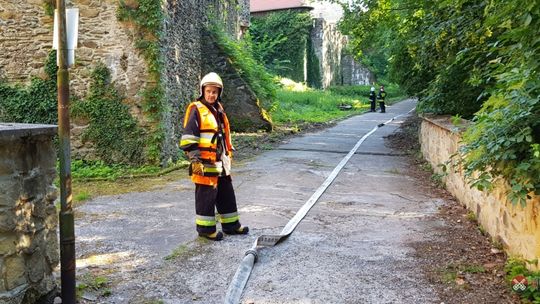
top-left (0, 123), bottom-right (59, 303)
top-left (420, 116), bottom-right (540, 269)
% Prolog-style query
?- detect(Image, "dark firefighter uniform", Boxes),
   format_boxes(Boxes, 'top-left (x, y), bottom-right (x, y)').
top-left (179, 73), bottom-right (246, 238)
top-left (369, 87), bottom-right (377, 112)
top-left (377, 86), bottom-right (387, 113)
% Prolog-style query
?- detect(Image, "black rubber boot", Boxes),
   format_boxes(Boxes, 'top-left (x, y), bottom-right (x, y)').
top-left (223, 226), bottom-right (249, 235)
top-left (198, 231), bottom-right (224, 241)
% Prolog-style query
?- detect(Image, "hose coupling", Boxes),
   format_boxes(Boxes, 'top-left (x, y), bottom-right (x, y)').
top-left (245, 249), bottom-right (258, 263)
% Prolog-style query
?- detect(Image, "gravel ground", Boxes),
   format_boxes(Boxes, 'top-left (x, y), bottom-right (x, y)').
top-left (67, 101), bottom-right (519, 304)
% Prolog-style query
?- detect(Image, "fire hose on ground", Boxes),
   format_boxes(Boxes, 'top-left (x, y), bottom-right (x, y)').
top-left (224, 110), bottom-right (415, 304)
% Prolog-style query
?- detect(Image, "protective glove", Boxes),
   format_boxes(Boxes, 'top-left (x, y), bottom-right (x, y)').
top-left (191, 162), bottom-right (204, 175)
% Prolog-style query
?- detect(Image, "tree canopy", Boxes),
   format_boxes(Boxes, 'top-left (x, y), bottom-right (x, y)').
top-left (339, 0), bottom-right (539, 204)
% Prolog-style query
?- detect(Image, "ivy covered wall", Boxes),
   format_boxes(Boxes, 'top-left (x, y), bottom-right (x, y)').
top-left (0, 0), bottom-right (262, 166)
top-left (249, 10), bottom-right (373, 88)
top-left (250, 10), bottom-right (312, 82)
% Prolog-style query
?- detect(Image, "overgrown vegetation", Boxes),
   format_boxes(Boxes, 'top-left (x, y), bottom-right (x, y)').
top-left (0, 51), bottom-right (57, 124)
top-left (72, 64), bottom-right (145, 165)
top-left (209, 23), bottom-right (278, 112)
top-left (339, 0), bottom-right (539, 205)
top-left (273, 89), bottom-right (365, 124)
top-left (117, 0), bottom-right (165, 164)
top-left (249, 10), bottom-right (313, 82)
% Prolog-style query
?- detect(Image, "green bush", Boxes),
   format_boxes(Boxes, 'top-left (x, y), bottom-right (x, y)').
top-left (458, 0), bottom-right (540, 204)
top-left (70, 159), bottom-right (161, 180)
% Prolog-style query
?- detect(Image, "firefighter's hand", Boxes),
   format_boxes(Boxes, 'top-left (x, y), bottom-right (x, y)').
top-left (191, 162), bottom-right (204, 175)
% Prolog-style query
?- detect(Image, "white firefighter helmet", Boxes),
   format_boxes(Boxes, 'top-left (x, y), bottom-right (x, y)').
top-left (370, 86), bottom-right (375, 92)
top-left (199, 72), bottom-right (223, 98)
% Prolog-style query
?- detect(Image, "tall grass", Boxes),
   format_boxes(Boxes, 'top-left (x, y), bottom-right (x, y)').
top-left (272, 89), bottom-right (369, 124)
top-left (328, 83), bottom-right (406, 102)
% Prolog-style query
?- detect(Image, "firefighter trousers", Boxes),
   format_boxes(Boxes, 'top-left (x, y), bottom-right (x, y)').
top-left (379, 101), bottom-right (386, 113)
top-left (194, 176), bottom-right (242, 234)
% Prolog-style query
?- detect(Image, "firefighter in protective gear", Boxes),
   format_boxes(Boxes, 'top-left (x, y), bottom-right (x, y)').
top-left (377, 85), bottom-right (387, 113)
top-left (179, 72), bottom-right (249, 241)
top-left (369, 86), bottom-right (377, 112)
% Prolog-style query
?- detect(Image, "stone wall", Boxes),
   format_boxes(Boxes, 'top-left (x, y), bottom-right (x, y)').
top-left (161, 0), bottom-right (262, 161)
top-left (0, 0), bottom-right (150, 161)
top-left (0, 0), bottom-right (55, 82)
top-left (310, 18), bottom-right (373, 88)
top-left (341, 53), bottom-right (375, 86)
top-left (310, 18), bottom-right (342, 88)
top-left (0, 0), bottom-right (270, 164)
top-left (420, 116), bottom-right (540, 270)
top-left (0, 123), bottom-right (59, 303)
top-left (0, 0), bottom-right (149, 114)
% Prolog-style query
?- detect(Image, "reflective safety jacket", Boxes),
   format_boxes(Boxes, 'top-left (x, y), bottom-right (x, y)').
top-left (377, 90), bottom-right (387, 101)
top-left (179, 100), bottom-right (233, 186)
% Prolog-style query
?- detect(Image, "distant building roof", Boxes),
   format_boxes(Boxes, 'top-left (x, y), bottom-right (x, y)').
top-left (250, 0), bottom-right (313, 13)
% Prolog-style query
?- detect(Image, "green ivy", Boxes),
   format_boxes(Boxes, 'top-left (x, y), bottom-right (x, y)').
top-left (0, 51), bottom-right (57, 124)
top-left (250, 10), bottom-right (313, 82)
top-left (71, 63), bottom-right (144, 165)
top-left (117, 0), bottom-right (165, 164)
top-left (306, 34), bottom-right (322, 89)
top-left (42, 0), bottom-right (54, 17)
top-left (209, 23), bottom-right (278, 113)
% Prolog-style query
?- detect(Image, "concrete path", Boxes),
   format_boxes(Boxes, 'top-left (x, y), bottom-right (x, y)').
top-left (75, 99), bottom-right (445, 303)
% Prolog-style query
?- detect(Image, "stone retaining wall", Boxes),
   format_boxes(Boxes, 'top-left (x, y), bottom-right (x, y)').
top-left (420, 116), bottom-right (540, 269)
top-left (0, 123), bottom-right (59, 303)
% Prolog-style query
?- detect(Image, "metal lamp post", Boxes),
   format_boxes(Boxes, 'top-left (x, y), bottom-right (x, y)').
top-left (54, 1), bottom-right (77, 302)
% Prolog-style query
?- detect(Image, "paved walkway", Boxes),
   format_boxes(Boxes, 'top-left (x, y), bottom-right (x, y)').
top-left (76, 98), bottom-right (445, 303)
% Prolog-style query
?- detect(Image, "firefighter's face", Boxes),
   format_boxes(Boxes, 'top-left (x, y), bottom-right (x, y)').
top-left (203, 85), bottom-right (220, 104)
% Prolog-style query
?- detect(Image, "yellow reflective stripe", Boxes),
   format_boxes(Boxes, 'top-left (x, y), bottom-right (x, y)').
top-left (180, 135), bottom-right (200, 146)
top-left (200, 133), bottom-right (214, 139)
top-left (220, 214), bottom-right (239, 224)
top-left (220, 212), bottom-right (239, 223)
top-left (199, 133), bottom-right (216, 146)
top-left (204, 167), bottom-right (222, 173)
top-left (196, 219), bottom-right (216, 226)
top-left (196, 216), bottom-right (216, 226)
top-left (204, 162), bottom-right (222, 173)
top-left (180, 139), bottom-right (199, 147)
